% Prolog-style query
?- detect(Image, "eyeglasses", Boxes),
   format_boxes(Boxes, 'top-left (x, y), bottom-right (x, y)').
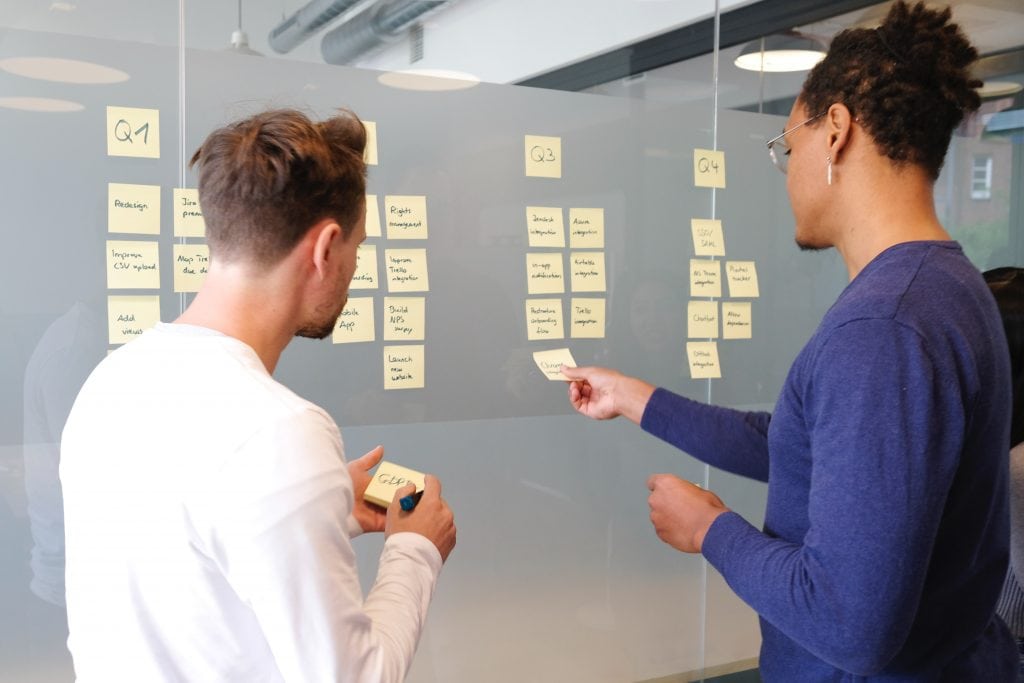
top-left (766, 112), bottom-right (825, 174)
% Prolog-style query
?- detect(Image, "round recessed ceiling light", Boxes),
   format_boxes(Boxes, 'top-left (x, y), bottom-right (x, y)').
top-left (977, 80), bottom-right (1023, 99)
top-left (377, 69), bottom-right (481, 92)
top-left (0, 96), bottom-right (84, 112)
top-left (734, 48), bottom-right (826, 73)
top-left (0, 57), bottom-right (129, 84)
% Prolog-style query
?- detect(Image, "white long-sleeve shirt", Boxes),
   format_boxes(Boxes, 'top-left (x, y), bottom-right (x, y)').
top-left (60, 323), bottom-right (441, 682)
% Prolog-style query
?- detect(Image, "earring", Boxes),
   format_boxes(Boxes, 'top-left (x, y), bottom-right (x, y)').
top-left (827, 155), bottom-right (833, 186)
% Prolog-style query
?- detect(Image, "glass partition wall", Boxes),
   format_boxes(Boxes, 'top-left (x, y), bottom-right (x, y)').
top-left (1, 1), bottom-right (1020, 681)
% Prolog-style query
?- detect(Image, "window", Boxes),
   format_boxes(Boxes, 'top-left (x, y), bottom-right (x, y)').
top-left (972, 155), bottom-right (993, 200)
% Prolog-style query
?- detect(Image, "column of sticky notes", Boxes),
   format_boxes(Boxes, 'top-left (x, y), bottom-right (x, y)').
top-left (688, 149), bottom-right (759, 379)
top-left (524, 135), bottom-right (607, 358)
top-left (333, 122), bottom-right (428, 391)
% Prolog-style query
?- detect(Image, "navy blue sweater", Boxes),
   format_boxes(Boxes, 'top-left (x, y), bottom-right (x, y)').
top-left (642, 242), bottom-right (1017, 680)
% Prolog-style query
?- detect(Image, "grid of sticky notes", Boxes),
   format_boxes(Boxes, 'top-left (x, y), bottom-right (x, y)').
top-left (104, 107), bottom-right (163, 347)
top-left (524, 137), bottom-right (607, 346)
top-left (334, 123), bottom-right (427, 390)
top-left (688, 148), bottom-right (758, 379)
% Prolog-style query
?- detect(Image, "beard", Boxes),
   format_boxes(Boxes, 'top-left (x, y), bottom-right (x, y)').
top-left (296, 296), bottom-right (347, 340)
top-left (795, 237), bottom-right (828, 252)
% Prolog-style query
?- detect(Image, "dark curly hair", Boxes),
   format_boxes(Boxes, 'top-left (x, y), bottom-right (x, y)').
top-left (190, 108), bottom-right (367, 266)
top-left (799, 1), bottom-right (981, 180)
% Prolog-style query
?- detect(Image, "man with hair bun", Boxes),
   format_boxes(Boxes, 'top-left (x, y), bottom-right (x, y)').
top-left (563, 2), bottom-right (1018, 679)
top-left (61, 108), bottom-right (456, 681)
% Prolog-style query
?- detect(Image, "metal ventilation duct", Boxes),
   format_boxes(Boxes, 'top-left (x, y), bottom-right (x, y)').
top-left (321, 0), bottom-right (452, 65)
top-left (268, 0), bottom-right (369, 54)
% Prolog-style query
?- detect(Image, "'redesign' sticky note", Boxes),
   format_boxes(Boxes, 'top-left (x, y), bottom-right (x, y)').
top-left (172, 244), bottom-right (209, 293)
top-left (351, 244), bottom-right (379, 290)
top-left (690, 259), bottom-right (722, 298)
top-left (570, 252), bottom-right (606, 292)
top-left (687, 341), bottom-right (721, 379)
top-left (570, 298), bottom-right (605, 339)
top-left (385, 249), bottom-right (429, 292)
top-left (722, 301), bottom-right (752, 340)
top-left (693, 148), bottom-right (726, 188)
top-left (691, 219), bottom-right (725, 257)
top-left (726, 261), bottom-right (760, 298)
top-left (333, 297), bottom-right (375, 343)
top-left (526, 206), bottom-right (565, 248)
top-left (526, 299), bottom-right (564, 340)
top-left (364, 461), bottom-right (425, 508)
top-left (688, 300), bottom-right (719, 339)
top-left (108, 183), bottom-right (160, 234)
top-left (383, 297), bottom-right (425, 341)
top-left (525, 135), bottom-right (562, 178)
top-left (106, 240), bottom-right (160, 289)
top-left (173, 188), bottom-right (205, 237)
top-left (532, 347), bottom-right (577, 381)
top-left (107, 295), bottom-right (160, 345)
top-left (384, 344), bottom-right (425, 390)
top-left (365, 194), bottom-right (382, 237)
top-left (364, 121), bottom-right (378, 165)
top-left (107, 106), bottom-right (160, 158)
top-left (385, 195), bottom-right (428, 240)
top-left (568, 208), bottom-right (604, 248)
top-left (526, 253), bottom-right (565, 294)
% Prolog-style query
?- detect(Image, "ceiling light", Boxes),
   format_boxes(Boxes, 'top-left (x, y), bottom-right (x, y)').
top-left (0, 57), bottom-right (129, 84)
top-left (977, 80), bottom-right (1024, 99)
top-left (0, 96), bottom-right (84, 112)
top-left (377, 69), bottom-right (481, 92)
top-left (734, 33), bottom-right (827, 73)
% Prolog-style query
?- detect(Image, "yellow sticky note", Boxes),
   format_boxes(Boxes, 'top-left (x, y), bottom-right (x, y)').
top-left (532, 347), bottom-right (577, 381)
top-left (364, 121), bottom-right (378, 166)
top-left (571, 298), bottom-right (606, 339)
top-left (384, 345), bottom-right (425, 390)
top-left (108, 183), bottom-right (160, 234)
top-left (173, 188), bottom-right (205, 237)
top-left (691, 219), bottom-right (725, 257)
top-left (385, 249), bottom-right (429, 292)
top-left (690, 259), bottom-right (722, 298)
top-left (726, 261), bottom-right (760, 298)
top-left (385, 195), bottom-right (428, 239)
top-left (687, 341), bottom-right (721, 379)
top-left (688, 300), bottom-right (719, 339)
top-left (526, 253), bottom-right (565, 294)
top-left (351, 244), bottom-right (379, 290)
top-left (107, 106), bottom-right (160, 159)
top-left (570, 251), bottom-right (606, 293)
top-left (172, 244), bottom-right (209, 293)
top-left (364, 461), bottom-right (425, 508)
top-left (107, 295), bottom-right (160, 345)
top-left (526, 299), bottom-right (564, 341)
top-left (526, 206), bottom-right (565, 248)
top-left (525, 135), bottom-right (562, 178)
top-left (333, 297), bottom-right (375, 344)
top-left (106, 240), bottom-right (160, 290)
top-left (694, 148), bottom-right (726, 188)
top-left (722, 301), bottom-right (752, 340)
top-left (383, 297), bottom-right (426, 341)
top-left (568, 208), bottom-right (604, 248)
top-left (365, 194), bottom-right (382, 237)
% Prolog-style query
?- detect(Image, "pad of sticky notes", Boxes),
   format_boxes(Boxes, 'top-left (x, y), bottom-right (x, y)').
top-left (364, 461), bottom-right (426, 508)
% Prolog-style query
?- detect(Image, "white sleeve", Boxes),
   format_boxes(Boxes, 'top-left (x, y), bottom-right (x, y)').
top-left (202, 407), bottom-right (442, 683)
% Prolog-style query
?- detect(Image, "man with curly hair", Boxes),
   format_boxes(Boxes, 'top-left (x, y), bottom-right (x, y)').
top-left (563, 2), bottom-right (1018, 679)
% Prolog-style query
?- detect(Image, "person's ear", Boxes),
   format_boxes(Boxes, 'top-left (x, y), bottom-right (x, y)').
top-left (825, 103), bottom-right (853, 162)
top-left (310, 220), bottom-right (342, 280)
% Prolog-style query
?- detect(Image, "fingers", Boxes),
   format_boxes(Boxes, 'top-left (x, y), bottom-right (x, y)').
top-left (422, 473), bottom-right (441, 499)
top-left (390, 482), bottom-right (417, 508)
top-left (559, 364), bottom-right (586, 380)
top-left (354, 445), bottom-right (385, 469)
